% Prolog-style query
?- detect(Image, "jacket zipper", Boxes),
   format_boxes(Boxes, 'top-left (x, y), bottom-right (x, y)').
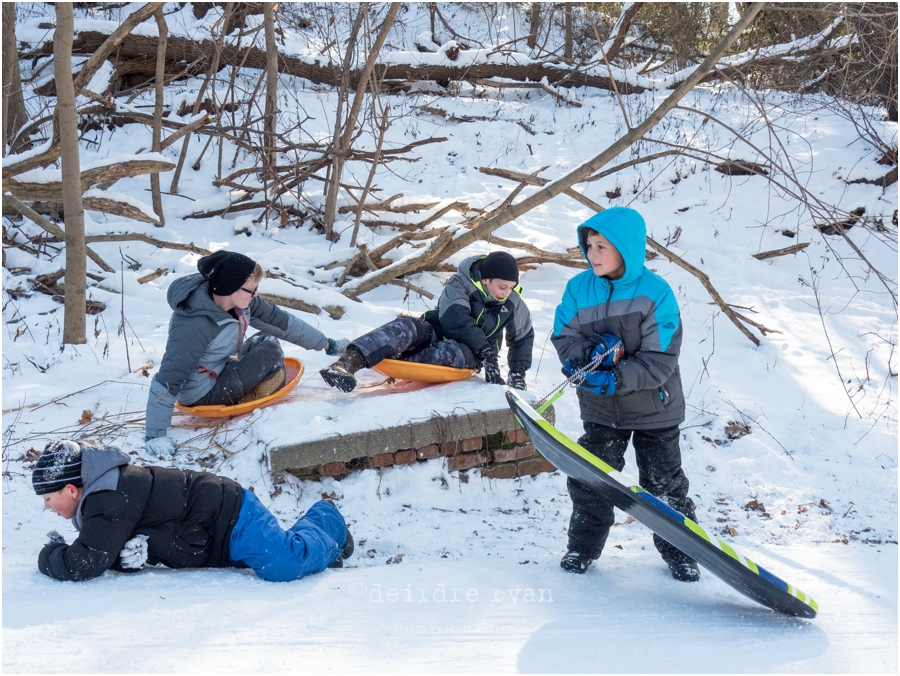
top-left (606, 281), bottom-right (621, 428)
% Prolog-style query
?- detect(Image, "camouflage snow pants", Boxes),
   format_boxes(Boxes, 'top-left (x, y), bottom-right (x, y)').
top-left (191, 334), bottom-right (284, 406)
top-left (350, 317), bottom-right (477, 369)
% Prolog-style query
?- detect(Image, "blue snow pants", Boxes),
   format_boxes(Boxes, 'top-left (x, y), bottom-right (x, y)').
top-left (228, 489), bottom-right (346, 582)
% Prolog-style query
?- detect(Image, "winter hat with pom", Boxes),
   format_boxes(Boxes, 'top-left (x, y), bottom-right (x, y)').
top-left (32, 440), bottom-right (84, 495)
top-left (480, 251), bottom-right (519, 283)
top-left (197, 250), bottom-right (257, 296)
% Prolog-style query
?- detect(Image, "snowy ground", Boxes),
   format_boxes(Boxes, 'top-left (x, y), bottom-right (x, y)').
top-left (3, 4), bottom-right (898, 673)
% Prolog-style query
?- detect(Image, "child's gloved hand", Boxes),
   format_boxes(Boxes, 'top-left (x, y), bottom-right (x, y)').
top-left (578, 370), bottom-right (618, 396)
top-left (562, 357), bottom-right (587, 378)
top-left (508, 370), bottom-right (527, 391)
top-left (483, 357), bottom-right (505, 385)
top-left (119, 534), bottom-right (149, 570)
top-left (325, 338), bottom-right (350, 356)
top-left (590, 333), bottom-right (624, 367)
top-left (146, 436), bottom-right (176, 456)
top-left (46, 530), bottom-right (66, 545)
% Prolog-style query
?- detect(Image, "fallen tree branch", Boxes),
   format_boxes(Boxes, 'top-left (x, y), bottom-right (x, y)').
top-left (752, 242), bottom-right (810, 260)
top-left (83, 233), bottom-right (212, 256)
top-left (3, 194), bottom-right (115, 273)
top-left (258, 292), bottom-right (344, 320)
top-left (3, 158), bottom-right (175, 202)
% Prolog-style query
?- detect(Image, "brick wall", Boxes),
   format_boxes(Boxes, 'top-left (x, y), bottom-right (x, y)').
top-left (287, 426), bottom-right (556, 481)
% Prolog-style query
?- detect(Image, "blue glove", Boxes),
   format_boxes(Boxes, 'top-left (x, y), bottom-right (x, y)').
top-left (579, 369), bottom-right (618, 396)
top-left (590, 333), bottom-right (624, 367)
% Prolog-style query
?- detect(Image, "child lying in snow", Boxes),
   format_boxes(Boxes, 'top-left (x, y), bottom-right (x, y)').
top-left (33, 439), bottom-right (353, 582)
top-left (320, 251), bottom-right (534, 392)
top-left (145, 250), bottom-right (349, 456)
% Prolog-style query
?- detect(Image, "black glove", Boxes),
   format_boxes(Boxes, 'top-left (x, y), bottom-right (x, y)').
top-left (483, 357), bottom-right (505, 385)
top-left (46, 530), bottom-right (66, 545)
top-left (561, 356), bottom-right (586, 378)
top-left (508, 370), bottom-right (527, 391)
top-left (475, 344), bottom-right (495, 364)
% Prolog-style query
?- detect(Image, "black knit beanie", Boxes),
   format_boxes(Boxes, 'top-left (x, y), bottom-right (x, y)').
top-left (197, 251), bottom-right (257, 296)
top-left (480, 251), bottom-right (519, 283)
top-left (32, 440), bottom-right (84, 495)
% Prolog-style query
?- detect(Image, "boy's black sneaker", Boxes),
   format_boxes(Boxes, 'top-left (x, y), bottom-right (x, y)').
top-left (668, 560), bottom-right (700, 582)
top-left (328, 529), bottom-right (355, 569)
top-left (320, 347), bottom-right (366, 393)
top-left (560, 550), bottom-right (595, 574)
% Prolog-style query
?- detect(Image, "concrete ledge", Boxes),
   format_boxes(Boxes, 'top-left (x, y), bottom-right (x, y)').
top-left (269, 402), bottom-right (554, 475)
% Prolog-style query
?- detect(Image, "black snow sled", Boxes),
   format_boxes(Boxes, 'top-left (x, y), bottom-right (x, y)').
top-left (506, 390), bottom-right (818, 619)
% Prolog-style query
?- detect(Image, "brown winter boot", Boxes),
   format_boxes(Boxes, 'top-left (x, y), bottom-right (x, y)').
top-left (238, 365), bottom-right (286, 404)
top-left (319, 346), bottom-right (367, 393)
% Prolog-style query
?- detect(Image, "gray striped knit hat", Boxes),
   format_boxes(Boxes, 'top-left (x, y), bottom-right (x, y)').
top-left (32, 440), bottom-right (84, 495)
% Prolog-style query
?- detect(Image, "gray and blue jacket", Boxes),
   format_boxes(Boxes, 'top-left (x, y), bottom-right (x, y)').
top-left (423, 255), bottom-right (534, 372)
top-left (145, 274), bottom-right (327, 438)
top-left (552, 207), bottom-right (685, 430)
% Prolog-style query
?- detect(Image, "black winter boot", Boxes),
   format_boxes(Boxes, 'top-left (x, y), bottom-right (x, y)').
top-left (328, 529), bottom-right (355, 568)
top-left (508, 370), bottom-right (527, 390)
top-left (668, 560), bottom-right (700, 582)
top-left (320, 346), bottom-right (367, 393)
top-left (560, 550), bottom-right (595, 574)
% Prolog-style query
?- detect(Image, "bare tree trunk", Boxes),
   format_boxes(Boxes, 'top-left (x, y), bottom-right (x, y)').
top-left (564, 4), bottom-right (573, 62)
top-left (2, 3), bottom-right (27, 155)
top-left (55, 4), bottom-right (86, 345)
top-left (324, 3), bottom-right (401, 239)
top-left (263, 2), bottom-right (279, 176)
top-left (527, 3), bottom-right (541, 50)
top-left (151, 8), bottom-right (168, 226)
top-left (605, 2), bottom-right (644, 62)
top-left (170, 2), bottom-right (233, 194)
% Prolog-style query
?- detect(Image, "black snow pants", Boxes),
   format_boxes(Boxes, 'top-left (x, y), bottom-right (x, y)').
top-left (350, 316), bottom-right (478, 369)
top-left (191, 333), bottom-right (284, 406)
top-left (566, 422), bottom-right (698, 567)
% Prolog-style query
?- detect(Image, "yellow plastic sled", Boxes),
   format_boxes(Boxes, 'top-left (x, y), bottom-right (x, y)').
top-left (370, 358), bottom-right (476, 383)
top-left (175, 357), bottom-right (304, 418)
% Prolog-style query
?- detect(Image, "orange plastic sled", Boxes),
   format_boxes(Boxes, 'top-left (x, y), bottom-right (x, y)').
top-left (370, 358), bottom-right (476, 383)
top-left (175, 357), bottom-right (304, 418)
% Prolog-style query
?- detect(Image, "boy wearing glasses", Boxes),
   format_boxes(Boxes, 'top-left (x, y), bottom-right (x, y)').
top-left (145, 251), bottom-right (348, 455)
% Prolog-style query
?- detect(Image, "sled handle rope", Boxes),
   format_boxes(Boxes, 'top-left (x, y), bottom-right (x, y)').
top-left (534, 345), bottom-right (615, 414)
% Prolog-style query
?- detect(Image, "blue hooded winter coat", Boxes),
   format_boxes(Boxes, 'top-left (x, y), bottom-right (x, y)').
top-left (552, 207), bottom-right (685, 430)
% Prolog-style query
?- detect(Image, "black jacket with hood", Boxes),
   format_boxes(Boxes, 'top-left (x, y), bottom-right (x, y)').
top-left (38, 446), bottom-right (242, 582)
top-left (422, 255), bottom-right (534, 372)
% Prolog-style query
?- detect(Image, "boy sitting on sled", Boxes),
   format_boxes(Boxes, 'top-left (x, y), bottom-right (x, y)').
top-left (552, 207), bottom-right (700, 582)
top-left (33, 439), bottom-right (354, 582)
top-left (320, 251), bottom-right (534, 392)
top-left (145, 250), bottom-right (349, 456)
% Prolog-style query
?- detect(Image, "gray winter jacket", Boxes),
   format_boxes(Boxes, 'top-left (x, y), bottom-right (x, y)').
top-left (422, 256), bottom-right (534, 372)
top-left (145, 274), bottom-right (327, 438)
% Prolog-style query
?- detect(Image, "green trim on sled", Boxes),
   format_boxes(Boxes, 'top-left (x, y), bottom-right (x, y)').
top-left (507, 390), bottom-right (818, 618)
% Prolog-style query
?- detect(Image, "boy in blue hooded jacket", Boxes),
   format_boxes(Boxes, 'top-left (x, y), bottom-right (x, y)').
top-left (551, 207), bottom-right (700, 581)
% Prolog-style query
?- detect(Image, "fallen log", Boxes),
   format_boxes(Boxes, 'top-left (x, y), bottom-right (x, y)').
top-left (3, 158), bottom-right (175, 202)
top-left (24, 30), bottom-right (646, 96)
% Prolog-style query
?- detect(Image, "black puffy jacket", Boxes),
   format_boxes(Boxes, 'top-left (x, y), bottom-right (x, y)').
top-left (39, 461), bottom-right (242, 582)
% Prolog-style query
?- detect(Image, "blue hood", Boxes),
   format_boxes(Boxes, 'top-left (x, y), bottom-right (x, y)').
top-left (577, 207), bottom-right (647, 285)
